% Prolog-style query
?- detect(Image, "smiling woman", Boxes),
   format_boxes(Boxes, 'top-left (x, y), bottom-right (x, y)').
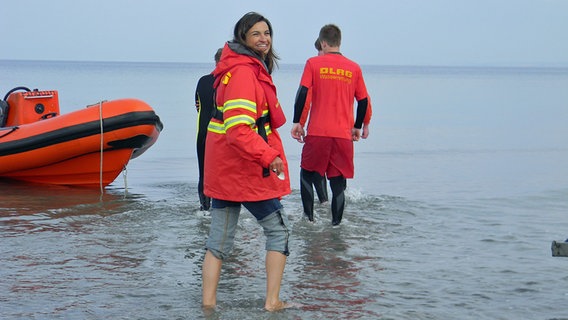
top-left (200, 11), bottom-right (295, 312)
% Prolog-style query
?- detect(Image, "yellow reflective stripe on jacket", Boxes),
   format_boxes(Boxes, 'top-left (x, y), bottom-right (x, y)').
top-left (224, 99), bottom-right (257, 114)
top-left (208, 119), bottom-right (273, 136)
top-left (225, 114), bottom-right (256, 130)
top-left (207, 99), bottom-right (274, 135)
top-left (263, 123), bottom-right (273, 135)
top-left (208, 120), bottom-right (225, 134)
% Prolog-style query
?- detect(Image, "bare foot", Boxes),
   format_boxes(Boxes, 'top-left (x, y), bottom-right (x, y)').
top-left (202, 304), bottom-right (216, 311)
top-left (201, 304), bottom-right (217, 317)
top-left (265, 301), bottom-right (302, 312)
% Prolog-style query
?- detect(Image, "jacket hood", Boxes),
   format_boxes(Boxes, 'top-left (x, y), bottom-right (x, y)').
top-left (211, 41), bottom-right (286, 129)
top-left (213, 42), bottom-right (269, 82)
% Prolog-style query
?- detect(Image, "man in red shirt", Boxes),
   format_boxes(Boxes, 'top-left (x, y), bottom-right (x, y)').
top-left (291, 24), bottom-right (372, 226)
top-left (298, 39), bottom-right (329, 213)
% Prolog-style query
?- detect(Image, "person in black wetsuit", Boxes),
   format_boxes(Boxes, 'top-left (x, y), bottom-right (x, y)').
top-left (195, 48), bottom-right (223, 210)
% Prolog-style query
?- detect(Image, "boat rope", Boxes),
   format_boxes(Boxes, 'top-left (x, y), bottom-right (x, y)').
top-left (98, 101), bottom-right (104, 195)
top-left (122, 166), bottom-right (128, 195)
top-left (0, 126), bottom-right (18, 138)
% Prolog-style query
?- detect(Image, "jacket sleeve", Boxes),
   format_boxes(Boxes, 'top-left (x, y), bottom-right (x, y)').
top-left (221, 67), bottom-right (280, 168)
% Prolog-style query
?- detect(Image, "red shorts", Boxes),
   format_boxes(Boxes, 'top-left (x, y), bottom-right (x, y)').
top-left (301, 135), bottom-right (354, 179)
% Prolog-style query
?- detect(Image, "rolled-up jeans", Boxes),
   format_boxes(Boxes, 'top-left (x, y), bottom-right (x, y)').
top-left (206, 198), bottom-right (290, 260)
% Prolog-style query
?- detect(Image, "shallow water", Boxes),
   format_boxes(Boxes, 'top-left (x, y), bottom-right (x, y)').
top-left (2, 177), bottom-right (567, 319)
top-left (1, 61), bottom-right (568, 319)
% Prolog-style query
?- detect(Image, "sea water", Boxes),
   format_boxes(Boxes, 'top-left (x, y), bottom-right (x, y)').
top-left (1, 60), bottom-right (568, 319)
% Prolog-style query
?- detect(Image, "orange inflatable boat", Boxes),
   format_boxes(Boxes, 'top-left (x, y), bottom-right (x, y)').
top-left (0, 86), bottom-right (163, 188)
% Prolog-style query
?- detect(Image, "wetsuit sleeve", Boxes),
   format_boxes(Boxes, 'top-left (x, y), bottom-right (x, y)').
top-left (299, 88), bottom-right (312, 126)
top-left (354, 97), bottom-right (368, 129)
top-left (194, 84), bottom-right (200, 112)
top-left (293, 85), bottom-right (309, 123)
top-left (363, 98), bottom-right (372, 125)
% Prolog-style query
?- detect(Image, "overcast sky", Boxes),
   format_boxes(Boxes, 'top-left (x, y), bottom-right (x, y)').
top-left (1, 0), bottom-right (567, 67)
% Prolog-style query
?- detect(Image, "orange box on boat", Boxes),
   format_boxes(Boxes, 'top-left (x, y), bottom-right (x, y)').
top-left (6, 90), bottom-right (60, 126)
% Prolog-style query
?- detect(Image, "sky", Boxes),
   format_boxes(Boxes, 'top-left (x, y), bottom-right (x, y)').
top-left (1, 0), bottom-right (568, 67)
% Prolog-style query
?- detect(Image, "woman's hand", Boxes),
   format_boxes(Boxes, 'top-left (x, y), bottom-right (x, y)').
top-left (269, 156), bottom-right (284, 176)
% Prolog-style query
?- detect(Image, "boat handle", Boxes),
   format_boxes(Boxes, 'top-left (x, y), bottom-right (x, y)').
top-left (40, 112), bottom-right (58, 120)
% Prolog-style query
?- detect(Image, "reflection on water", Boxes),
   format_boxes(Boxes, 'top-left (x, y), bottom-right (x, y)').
top-left (0, 180), bottom-right (132, 235)
top-left (294, 225), bottom-right (379, 318)
top-left (0, 180), bottom-right (130, 214)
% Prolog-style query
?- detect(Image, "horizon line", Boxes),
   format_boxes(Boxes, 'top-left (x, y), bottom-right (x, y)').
top-left (2, 58), bottom-right (568, 71)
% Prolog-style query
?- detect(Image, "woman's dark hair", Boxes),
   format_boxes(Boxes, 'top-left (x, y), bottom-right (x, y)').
top-left (233, 11), bottom-right (279, 73)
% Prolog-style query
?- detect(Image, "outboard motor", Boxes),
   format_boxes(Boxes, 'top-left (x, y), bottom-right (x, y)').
top-left (0, 99), bottom-right (8, 127)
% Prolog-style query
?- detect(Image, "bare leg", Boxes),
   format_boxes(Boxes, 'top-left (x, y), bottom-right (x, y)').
top-left (202, 250), bottom-right (222, 308)
top-left (264, 251), bottom-right (289, 311)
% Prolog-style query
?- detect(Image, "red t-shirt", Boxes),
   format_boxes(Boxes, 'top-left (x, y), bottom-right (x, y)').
top-left (300, 53), bottom-right (370, 139)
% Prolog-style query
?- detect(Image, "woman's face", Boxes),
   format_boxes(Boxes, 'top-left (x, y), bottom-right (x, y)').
top-left (245, 21), bottom-right (271, 57)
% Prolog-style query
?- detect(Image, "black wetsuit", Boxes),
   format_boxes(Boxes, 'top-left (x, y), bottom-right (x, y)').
top-left (195, 73), bottom-right (215, 210)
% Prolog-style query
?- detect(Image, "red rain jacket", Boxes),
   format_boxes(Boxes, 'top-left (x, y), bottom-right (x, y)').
top-left (203, 42), bottom-right (291, 202)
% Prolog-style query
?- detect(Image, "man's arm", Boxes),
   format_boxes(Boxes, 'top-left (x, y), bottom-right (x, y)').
top-left (354, 97), bottom-right (368, 129)
top-left (292, 85), bottom-right (309, 123)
